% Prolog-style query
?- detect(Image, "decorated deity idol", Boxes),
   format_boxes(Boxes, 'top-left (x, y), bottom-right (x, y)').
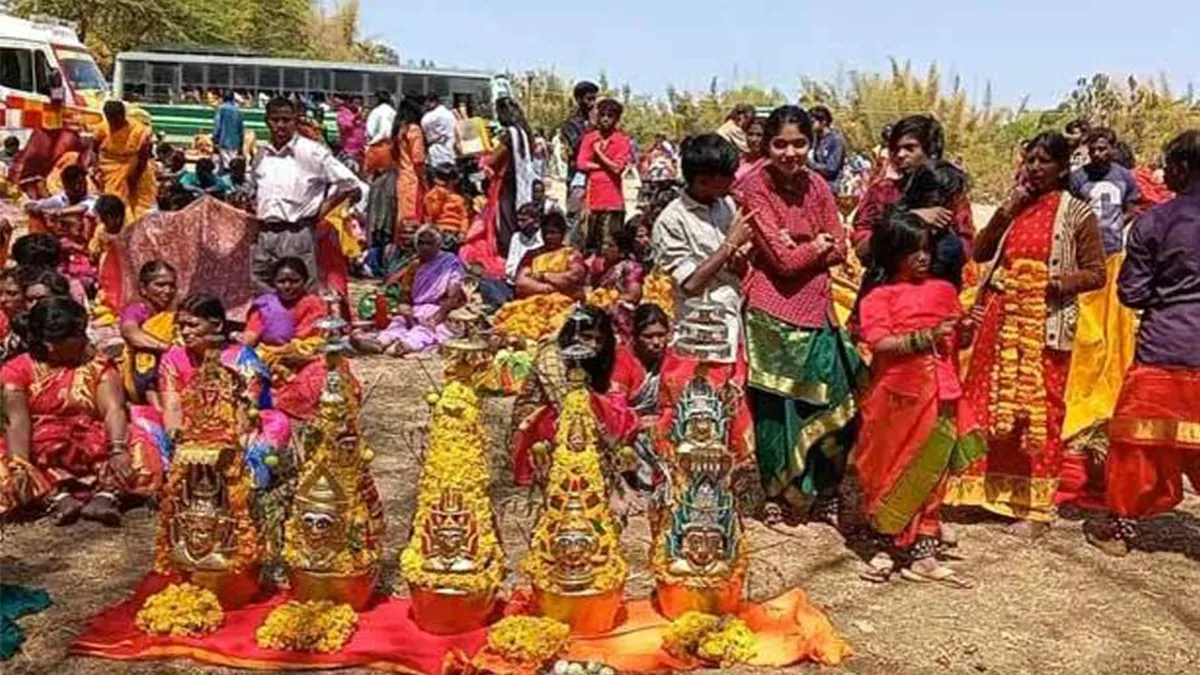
top-left (282, 300), bottom-right (384, 610)
top-left (154, 342), bottom-right (263, 609)
top-left (651, 378), bottom-right (747, 618)
top-left (400, 378), bottom-right (505, 634)
top-left (522, 370), bottom-right (628, 635)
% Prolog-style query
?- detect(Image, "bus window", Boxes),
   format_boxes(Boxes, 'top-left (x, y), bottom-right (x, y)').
top-left (367, 72), bottom-right (397, 96)
top-left (0, 47), bottom-right (36, 94)
top-left (259, 66), bottom-right (281, 92)
top-left (283, 67), bottom-right (306, 93)
top-left (427, 75), bottom-right (448, 99)
top-left (33, 50), bottom-right (52, 96)
top-left (150, 62), bottom-right (177, 102)
top-left (333, 70), bottom-right (364, 96)
top-left (309, 69), bottom-right (330, 93)
top-left (181, 62), bottom-right (205, 90)
top-left (207, 64), bottom-right (232, 92)
top-left (233, 64), bottom-right (255, 90)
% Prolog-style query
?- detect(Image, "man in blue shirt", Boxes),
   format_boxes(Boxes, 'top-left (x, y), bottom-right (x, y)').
top-left (1069, 127), bottom-right (1141, 256)
top-left (809, 105), bottom-right (846, 187)
top-left (211, 90), bottom-right (244, 171)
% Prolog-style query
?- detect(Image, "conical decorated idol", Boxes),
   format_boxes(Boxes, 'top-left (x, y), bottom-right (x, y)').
top-left (283, 293), bottom-right (383, 610)
top-left (155, 343), bottom-right (262, 609)
top-left (522, 381), bottom-right (628, 635)
top-left (651, 378), bottom-right (747, 618)
top-left (400, 379), bottom-right (504, 634)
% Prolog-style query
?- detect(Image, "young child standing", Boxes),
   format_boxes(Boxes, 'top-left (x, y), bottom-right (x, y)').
top-left (852, 209), bottom-right (985, 588)
top-left (576, 98), bottom-right (632, 254)
top-left (423, 164), bottom-right (469, 248)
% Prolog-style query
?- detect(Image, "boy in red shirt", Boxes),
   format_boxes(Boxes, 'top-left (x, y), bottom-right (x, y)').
top-left (576, 98), bottom-right (631, 254)
top-left (424, 164), bottom-right (469, 248)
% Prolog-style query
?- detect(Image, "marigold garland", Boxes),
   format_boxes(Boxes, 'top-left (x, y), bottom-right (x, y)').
top-left (135, 583), bottom-right (224, 637)
top-left (255, 600), bottom-right (358, 653)
top-left (485, 616), bottom-right (570, 664)
top-left (988, 260), bottom-right (1050, 453)
top-left (662, 612), bottom-right (757, 667)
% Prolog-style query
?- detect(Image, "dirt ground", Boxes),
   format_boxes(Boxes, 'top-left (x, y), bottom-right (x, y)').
top-left (3, 354), bottom-right (1199, 675)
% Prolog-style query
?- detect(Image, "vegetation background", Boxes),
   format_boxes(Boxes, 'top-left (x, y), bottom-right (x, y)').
top-left (10, 0), bottom-right (1200, 199)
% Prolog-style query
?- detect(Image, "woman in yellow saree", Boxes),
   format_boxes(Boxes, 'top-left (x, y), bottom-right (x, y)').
top-left (118, 261), bottom-right (179, 407)
top-left (92, 101), bottom-right (156, 222)
top-left (492, 215), bottom-right (586, 343)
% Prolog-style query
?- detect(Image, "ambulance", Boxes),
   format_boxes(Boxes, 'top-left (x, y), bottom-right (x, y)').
top-left (0, 13), bottom-right (107, 145)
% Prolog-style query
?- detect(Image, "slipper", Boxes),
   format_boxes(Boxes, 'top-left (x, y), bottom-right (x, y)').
top-left (900, 566), bottom-right (974, 589)
top-left (858, 552), bottom-right (894, 584)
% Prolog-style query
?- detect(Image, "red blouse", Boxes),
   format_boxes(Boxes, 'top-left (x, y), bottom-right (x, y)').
top-left (735, 166), bottom-right (844, 329)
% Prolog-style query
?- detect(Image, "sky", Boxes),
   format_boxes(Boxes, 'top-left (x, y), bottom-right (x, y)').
top-left (359, 0), bottom-right (1198, 110)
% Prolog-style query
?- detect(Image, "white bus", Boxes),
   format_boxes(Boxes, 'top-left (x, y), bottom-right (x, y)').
top-left (111, 49), bottom-right (500, 112)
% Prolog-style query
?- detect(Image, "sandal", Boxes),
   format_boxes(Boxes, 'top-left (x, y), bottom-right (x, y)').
top-left (900, 564), bottom-right (974, 589)
top-left (858, 552), bottom-right (895, 584)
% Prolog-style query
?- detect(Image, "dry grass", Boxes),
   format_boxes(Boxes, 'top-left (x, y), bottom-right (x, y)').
top-left (3, 353), bottom-right (1199, 675)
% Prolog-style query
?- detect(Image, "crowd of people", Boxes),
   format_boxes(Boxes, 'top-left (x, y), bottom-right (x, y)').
top-left (0, 75), bottom-right (1197, 592)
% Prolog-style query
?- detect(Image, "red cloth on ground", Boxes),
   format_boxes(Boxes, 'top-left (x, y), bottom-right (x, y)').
top-left (70, 573), bottom-right (488, 673)
top-left (1105, 365), bottom-right (1200, 519)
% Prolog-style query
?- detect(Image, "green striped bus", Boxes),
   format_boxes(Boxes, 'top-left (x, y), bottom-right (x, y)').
top-left (110, 49), bottom-right (503, 144)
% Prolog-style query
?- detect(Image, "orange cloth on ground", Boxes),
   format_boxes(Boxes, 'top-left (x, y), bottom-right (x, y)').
top-left (1106, 365), bottom-right (1200, 519)
top-left (74, 574), bottom-right (850, 674)
top-left (396, 123), bottom-right (427, 225)
top-left (424, 185), bottom-right (468, 236)
top-left (469, 587), bottom-right (850, 673)
top-left (95, 119), bottom-right (157, 222)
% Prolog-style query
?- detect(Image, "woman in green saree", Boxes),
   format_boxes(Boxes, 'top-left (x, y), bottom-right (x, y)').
top-left (734, 105), bottom-right (863, 524)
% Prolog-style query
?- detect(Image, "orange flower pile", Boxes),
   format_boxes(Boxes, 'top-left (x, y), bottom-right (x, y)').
top-left (642, 270), bottom-right (676, 319)
top-left (586, 287), bottom-right (620, 309)
top-left (493, 293), bottom-right (575, 342)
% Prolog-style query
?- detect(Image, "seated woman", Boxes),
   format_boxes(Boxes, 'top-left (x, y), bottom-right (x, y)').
top-left (240, 257), bottom-right (358, 421)
top-left (0, 297), bottom-right (161, 526)
top-left (119, 261), bottom-right (179, 405)
top-left (159, 293), bottom-right (293, 560)
top-left (0, 269), bottom-right (26, 360)
top-left (493, 213), bottom-right (587, 343)
top-left (586, 227), bottom-right (645, 338)
top-left (510, 305), bottom-right (639, 487)
top-left (353, 226), bottom-right (466, 357)
top-left (611, 304), bottom-right (672, 493)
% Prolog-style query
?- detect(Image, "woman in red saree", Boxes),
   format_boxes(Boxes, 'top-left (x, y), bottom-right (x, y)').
top-left (1, 297), bottom-right (161, 526)
top-left (853, 211), bottom-right (985, 586)
top-left (944, 132), bottom-right (1106, 537)
top-left (240, 257), bottom-right (359, 422)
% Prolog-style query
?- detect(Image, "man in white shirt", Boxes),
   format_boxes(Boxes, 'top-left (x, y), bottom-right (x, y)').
top-left (363, 91), bottom-right (397, 177)
top-left (249, 97), bottom-right (362, 291)
top-left (421, 94), bottom-right (458, 171)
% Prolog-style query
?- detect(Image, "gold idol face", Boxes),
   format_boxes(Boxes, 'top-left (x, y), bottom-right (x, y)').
top-left (421, 489), bottom-right (480, 573)
top-left (299, 508), bottom-right (346, 564)
top-left (170, 466), bottom-right (237, 570)
top-left (681, 525), bottom-right (728, 572)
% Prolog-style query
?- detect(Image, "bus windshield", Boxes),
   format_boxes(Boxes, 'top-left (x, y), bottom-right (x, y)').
top-left (54, 47), bottom-right (107, 92)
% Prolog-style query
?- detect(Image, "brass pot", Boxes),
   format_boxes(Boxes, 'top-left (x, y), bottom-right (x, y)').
top-left (289, 565), bottom-right (379, 611)
top-left (533, 585), bottom-right (624, 636)
top-left (408, 584), bottom-right (498, 635)
top-left (653, 573), bottom-right (744, 619)
top-left (188, 565), bottom-right (261, 609)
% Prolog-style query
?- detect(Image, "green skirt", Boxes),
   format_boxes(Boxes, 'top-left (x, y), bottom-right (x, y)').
top-left (745, 309), bottom-right (863, 511)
